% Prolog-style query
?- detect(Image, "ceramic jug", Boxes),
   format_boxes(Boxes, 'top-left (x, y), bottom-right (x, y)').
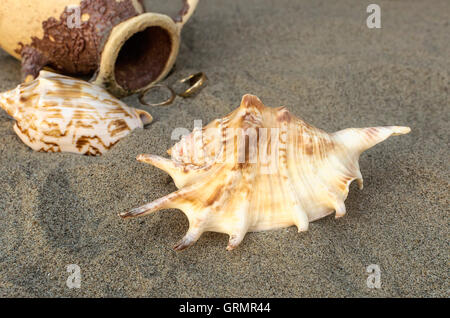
top-left (0, 0), bottom-right (199, 97)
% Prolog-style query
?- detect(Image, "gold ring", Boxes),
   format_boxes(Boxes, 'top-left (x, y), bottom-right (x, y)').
top-left (138, 84), bottom-right (176, 107)
top-left (177, 72), bottom-right (208, 98)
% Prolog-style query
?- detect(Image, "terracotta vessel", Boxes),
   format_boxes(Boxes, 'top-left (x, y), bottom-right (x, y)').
top-left (0, 0), bottom-right (199, 97)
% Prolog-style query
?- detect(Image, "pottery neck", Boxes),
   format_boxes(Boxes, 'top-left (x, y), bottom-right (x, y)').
top-left (92, 13), bottom-right (180, 98)
top-left (92, 1), bottom-right (199, 97)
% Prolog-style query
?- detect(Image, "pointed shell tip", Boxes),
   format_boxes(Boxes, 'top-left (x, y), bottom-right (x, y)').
top-left (391, 126), bottom-right (411, 135)
top-left (136, 109), bottom-right (153, 125)
top-left (240, 94), bottom-right (263, 109)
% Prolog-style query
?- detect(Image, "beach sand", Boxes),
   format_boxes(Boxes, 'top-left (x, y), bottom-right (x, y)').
top-left (0, 0), bottom-right (448, 297)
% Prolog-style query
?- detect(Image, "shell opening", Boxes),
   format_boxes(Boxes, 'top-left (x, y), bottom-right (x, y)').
top-left (114, 26), bottom-right (172, 91)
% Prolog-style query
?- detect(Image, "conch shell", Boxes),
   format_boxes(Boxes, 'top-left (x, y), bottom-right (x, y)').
top-left (120, 94), bottom-right (410, 250)
top-left (0, 71), bottom-right (152, 155)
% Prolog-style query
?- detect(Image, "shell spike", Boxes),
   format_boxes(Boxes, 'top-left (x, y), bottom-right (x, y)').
top-left (224, 197), bottom-right (251, 250)
top-left (138, 154), bottom-right (180, 176)
top-left (174, 226), bottom-right (204, 251)
top-left (226, 229), bottom-right (249, 251)
top-left (333, 126), bottom-right (411, 154)
top-left (226, 236), bottom-right (244, 251)
top-left (334, 200), bottom-right (347, 218)
top-left (119, 190), bottom-right (185, 219)
top-left (357, 177), bottom-right (364, 190)
top-left (137, 154), bottom-right (192, 189)
top-left (240, 94), bottom-right (264, 109)
top-left (292, 207), bottom-right (309, 232)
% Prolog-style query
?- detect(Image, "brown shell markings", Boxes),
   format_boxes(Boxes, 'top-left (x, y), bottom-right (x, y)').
top-left (0, 71), bottom-right (152, 155)
top-left (120, 94), bottom-right (411, 250)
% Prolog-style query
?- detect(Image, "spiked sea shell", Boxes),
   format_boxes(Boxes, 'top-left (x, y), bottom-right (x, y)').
top-left (121, 94), bottom-right (410, 250)
top-left (0, 71), bottom-right (152, 155)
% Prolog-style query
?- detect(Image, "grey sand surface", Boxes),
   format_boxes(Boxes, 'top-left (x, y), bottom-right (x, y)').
top-left (0, 0), bottom-right (448, 297)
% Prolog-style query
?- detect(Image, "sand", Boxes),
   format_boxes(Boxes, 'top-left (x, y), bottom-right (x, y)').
top-left (0, 0), bottom-right (448, 297)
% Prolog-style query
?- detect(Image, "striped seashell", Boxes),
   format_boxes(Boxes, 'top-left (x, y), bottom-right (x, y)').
top-left (120, 94), bottom-right (411, 251)
top-left (0, 71), bottom-right (152, 155)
